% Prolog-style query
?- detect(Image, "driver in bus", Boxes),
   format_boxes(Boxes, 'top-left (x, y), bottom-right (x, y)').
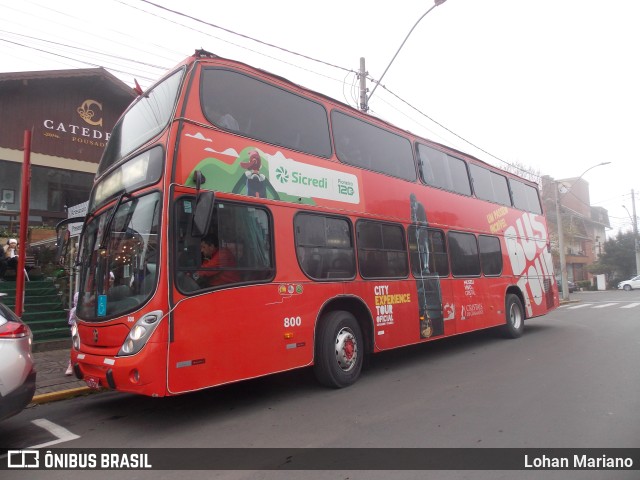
top-left (197, 233), bottom-right (241, 288)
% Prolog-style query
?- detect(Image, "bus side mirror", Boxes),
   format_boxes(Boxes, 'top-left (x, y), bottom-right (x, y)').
top-left (193, 170), bottom-right (206, 192)
top-left (55, 217), bottom-right (84, 264)
top-left (192, 191), bottom-right (215, 237)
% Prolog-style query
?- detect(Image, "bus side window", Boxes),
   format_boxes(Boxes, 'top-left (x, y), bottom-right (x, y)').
top-left (357, 221), bottom-right (408, 279)
top-left (448, 231), bottom-right (481, 277)
top-left (294, 213), bottom-right (355, 281)
top-left (417, 143), bottom-right (471, 196)
top-left (408, 227), bottom-right (450, 278)
top-left (478, 235), bottom-right (502, 276)
top-left (174, 199), bottom-right (274, 293)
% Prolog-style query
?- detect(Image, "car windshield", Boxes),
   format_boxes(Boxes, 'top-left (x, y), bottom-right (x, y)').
top-left (76, 192), bottom-right (161, 321)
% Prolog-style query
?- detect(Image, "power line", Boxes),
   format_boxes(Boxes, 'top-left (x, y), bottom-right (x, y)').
top-left (375, 82), bottom-right (541, 180)
top-left (0, 30), bottom-right (168, 71)
top-left (0, 0), bottom-right (580, 189)
top-left (138, 0), bottom-right (356, 75)
top-left (115, 0), bottom-right (352, 89)
top-left (371, 91), bottom-right (452, 146)
top-left (16, 0), bottom-right (183, 64)
top-left (0, 38), bottom-right (158, 82)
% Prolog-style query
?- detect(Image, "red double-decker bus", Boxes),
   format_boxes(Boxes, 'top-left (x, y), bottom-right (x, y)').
top-left (64, 50), bottom-right (558, 396)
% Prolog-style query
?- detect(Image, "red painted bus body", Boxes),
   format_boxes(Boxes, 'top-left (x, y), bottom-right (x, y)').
top-left (69, 51), bottom-right (558, 397)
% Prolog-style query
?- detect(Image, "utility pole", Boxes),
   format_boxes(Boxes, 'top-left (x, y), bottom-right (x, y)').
top-left (632, 189), bottom-right (640, 275)
top-left (359, 57), bottom-right (368, 113)
top-left (362, 0), bottom-right (447, 111)
top-left (555, 183), bottom-right (569, 301)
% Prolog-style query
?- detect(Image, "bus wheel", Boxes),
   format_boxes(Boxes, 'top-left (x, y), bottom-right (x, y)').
top-left (502, 294), bottom-right (524, 338)
top-left (314, 310), bottom-right (363, 388)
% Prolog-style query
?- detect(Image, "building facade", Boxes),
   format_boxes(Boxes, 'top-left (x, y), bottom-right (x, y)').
top-left (542, 175), bottom-right (610, 283)
top-left (0, 68), bottom-right (135, 235)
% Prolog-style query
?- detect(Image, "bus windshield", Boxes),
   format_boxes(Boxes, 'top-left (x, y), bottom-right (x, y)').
top-left (97, 68), bottom-right (184, 175)
top-left (77, 192), bottom-right (161, 321)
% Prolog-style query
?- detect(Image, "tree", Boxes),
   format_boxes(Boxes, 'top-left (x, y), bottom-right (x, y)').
top-left (588, 231), bottom-right (636, 283)
top-left (503, 161), bottom-right (541, 187)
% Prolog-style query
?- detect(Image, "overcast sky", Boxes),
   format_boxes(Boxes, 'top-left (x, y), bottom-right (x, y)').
top-left (2, 0), bottom-right (639, 235)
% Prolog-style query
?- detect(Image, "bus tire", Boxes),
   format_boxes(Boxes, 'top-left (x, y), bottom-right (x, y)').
top-left (502, 294), bottom-right (524, 338)
top-left (314, 310), bottom-right (363, 388)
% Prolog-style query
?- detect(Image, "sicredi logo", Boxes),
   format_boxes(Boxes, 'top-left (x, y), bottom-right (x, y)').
top-left (268, 153), bottom-right (360, 204)
top-left (275, 167), bottom-right (329, 190)
top-left (275, 166), bottom-right (289, 183)
top-left (291, 172), bottom-right (328, 189)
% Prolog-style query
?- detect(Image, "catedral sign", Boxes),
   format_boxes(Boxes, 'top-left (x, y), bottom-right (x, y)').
top-left (42, 99), bottom-right (111, 148)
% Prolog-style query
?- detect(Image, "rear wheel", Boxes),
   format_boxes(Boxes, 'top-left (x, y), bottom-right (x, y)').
top-left (314, 310), bottom-right (363, 388)
top-left (502, 294), bottom-right (524, 338)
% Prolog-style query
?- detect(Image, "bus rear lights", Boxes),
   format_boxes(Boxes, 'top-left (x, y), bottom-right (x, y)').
top-left (118, 310), bottom-right (163, 357)
top-left (284, 332), bottom-right (294, 339)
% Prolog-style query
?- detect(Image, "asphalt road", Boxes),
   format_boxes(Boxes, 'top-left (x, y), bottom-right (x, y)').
top-left (2, 290), bottom-right (639, 480)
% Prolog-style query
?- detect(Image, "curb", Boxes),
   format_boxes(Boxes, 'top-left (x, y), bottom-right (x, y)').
top-left (31, 386), bottom-right (93, 405)
top-left (559, 300), bottom-right (580, 306)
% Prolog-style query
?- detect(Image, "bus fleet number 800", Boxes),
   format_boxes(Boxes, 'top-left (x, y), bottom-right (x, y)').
top-left (284, 316), bottom-right (302, 328)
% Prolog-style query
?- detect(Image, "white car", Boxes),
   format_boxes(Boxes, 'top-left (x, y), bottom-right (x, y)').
top-left (0, 296), bottom-right (36, 421)
top-left (618, 275), bottom-right (640, 291)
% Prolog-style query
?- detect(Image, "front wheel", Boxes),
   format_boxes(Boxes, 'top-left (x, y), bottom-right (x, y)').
top-left (501, 294), bottom-right (525, 338)
top-left (623, 284), bottom-right (632, 291)
top-left (314, 310), bottom-right (363, 388)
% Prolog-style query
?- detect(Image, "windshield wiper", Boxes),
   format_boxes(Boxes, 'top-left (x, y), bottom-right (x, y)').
top-left (99, 191), bottom-right (131, 250)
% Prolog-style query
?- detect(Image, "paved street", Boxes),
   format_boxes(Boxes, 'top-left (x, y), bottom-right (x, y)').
top-left (3, 290), bottom-right (639, 480)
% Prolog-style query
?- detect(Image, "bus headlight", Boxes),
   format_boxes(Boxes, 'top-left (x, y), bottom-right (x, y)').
top-left (130, 325), bottom-right (147, 341)
top-left (118, 310), bottom-right (163, 356)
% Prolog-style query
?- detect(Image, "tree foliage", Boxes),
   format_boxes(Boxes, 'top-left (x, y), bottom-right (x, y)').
top-left (588, 231), bottom-right (637, 281)
top-left (503, 161), bottom-right (541, 186)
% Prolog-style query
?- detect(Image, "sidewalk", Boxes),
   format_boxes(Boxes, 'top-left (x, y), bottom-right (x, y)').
top-left (31, 347), bottom-right (91, 404)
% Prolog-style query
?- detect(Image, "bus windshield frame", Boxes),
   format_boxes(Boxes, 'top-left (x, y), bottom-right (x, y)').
top-left (97, 67), bottom-right (185, 176)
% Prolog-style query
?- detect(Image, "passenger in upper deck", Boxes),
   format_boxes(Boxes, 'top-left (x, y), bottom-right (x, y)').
top-left (203, 104), bottom-right (240, 132)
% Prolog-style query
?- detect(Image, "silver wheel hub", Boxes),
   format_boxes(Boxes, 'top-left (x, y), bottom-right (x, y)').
top-left (509, 303), bottom-right (522, 330)
top-left (334, 327), bottom-right (358, 372)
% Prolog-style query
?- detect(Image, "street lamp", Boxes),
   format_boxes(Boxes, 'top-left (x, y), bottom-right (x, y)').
top-left (364, 0), bottom-right (447, 109)
top-left (555, 161), bottom-right (611, 301)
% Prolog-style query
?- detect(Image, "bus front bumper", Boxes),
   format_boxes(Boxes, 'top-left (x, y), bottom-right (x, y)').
top-left (71, 342), bottom-right (167, 397)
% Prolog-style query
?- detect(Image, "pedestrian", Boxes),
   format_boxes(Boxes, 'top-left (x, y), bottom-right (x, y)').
top-left (0, 238), bottom-right (19, 280)
top-left (65, 292), bottom-right (78, 376)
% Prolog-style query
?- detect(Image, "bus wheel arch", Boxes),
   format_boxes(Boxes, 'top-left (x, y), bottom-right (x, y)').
top-left (502, 288), bottom-right (525, 338)
top-left (313, 297), bottom-right (373, 388)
